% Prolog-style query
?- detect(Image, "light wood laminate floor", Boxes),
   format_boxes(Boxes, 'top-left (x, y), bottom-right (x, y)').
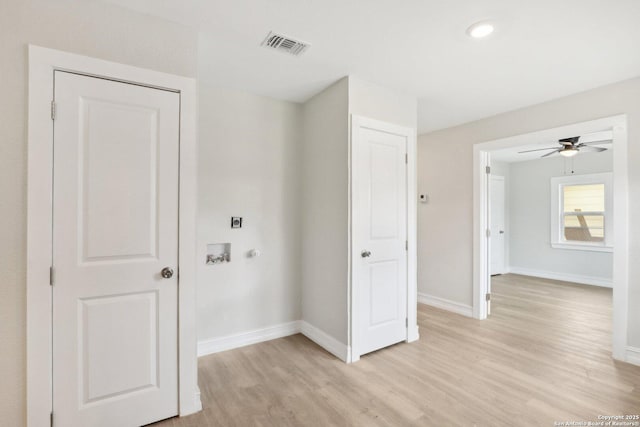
top-left (152, 274), bottom-right (640, 426)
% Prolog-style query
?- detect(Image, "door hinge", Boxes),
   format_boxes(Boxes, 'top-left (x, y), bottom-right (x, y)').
top-left (405, 318), bottom-right (408, 327)
top-left (486, 293), bottom-right (491, 302)
top-left (486, 229), bottom-right (491, 238)
top-left (405, 240), bottom-right (408, 251)
top-left (485, 165), bottom-right (490, 174)
top-left (50, 411), bottom-right (53, 427)
top-left (49, 266), bottom-right (54, 286)
top-left (405, 153), bottom-right (408, 164)
top-left (51, 101), bottom-right (56, 121)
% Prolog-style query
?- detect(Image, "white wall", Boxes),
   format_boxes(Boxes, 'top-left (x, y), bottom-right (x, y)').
top-left (349, 77), bottom-right (418, 129)
top-left (197, 83), bottom-right (303, 341)
top-left (507, 152), bottom-right (613, 284)
top-left (417, 138), bottom-right (473, 305)
top-left (0, 1), bottom-right (198, 425)
top-left (301, 77), bottom-right (350, 344)
top-left (417, 76), bottom-right (640, 348)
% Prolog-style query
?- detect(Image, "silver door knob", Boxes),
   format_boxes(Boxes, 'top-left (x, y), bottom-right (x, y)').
top-left (161, 267), bottom-right (174, 279)
top-left (361, 250), bottom-right (371, 258)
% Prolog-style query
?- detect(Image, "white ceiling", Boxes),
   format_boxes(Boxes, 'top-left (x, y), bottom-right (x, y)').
top-left (100, 0), bottom-right (640, 133)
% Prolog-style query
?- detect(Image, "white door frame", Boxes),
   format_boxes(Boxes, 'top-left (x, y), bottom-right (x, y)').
top-left (349, 115), bottom-right (418, 363)
top-left (472, 115), bottom-right (629, 362)
top-left (26, 46), bottom-right (200, 426)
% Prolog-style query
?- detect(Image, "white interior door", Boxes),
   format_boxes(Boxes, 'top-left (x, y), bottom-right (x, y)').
top-left (52, 71), bottom-right (180, 427)
top-left (490, 175), bottom-right (506, 276)
top-left (355, 125), bottom-right (408, 356)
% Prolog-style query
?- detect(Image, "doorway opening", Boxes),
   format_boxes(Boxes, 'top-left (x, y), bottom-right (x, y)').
top-left (473, 115), bottom-right (629, 362)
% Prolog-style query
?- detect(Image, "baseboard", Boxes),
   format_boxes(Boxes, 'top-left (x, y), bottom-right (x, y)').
top-left (197, 320), bottom-right (351, 363)
top-left (197, 320), bottom-right (301, 357)
top-left (417, 293), bottom-right (473, 317)
top-left (299, 321), bottom-right (349, 362)
top-left (508, 266), bottom-right (612, 288)
top-left (626, 346), bottom-right (640, 367)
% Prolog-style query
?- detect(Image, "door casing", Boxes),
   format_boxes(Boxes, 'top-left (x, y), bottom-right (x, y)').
top-left (26, 45), bottom-right (200, 426)
top-left (349, 115), bottom-right (418, 363)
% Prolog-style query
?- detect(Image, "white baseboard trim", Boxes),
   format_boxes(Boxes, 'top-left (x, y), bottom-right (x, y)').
top-left (626, 346), bottom-right (640, 367)
top-left (300, 321), bottom-right (349, 362)
top-left (197, 320), bottom-right (301, 357)
top-left (417, 293), bottom-right (473, 318)
top-left (508, 266), bottom-right (612, 288)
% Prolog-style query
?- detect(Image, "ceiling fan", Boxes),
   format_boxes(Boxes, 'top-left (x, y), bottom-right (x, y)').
top-left (518, 136), bottom-right (611, 158)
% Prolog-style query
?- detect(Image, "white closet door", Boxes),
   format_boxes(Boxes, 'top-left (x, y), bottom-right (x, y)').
top-left (52, 71), bottom-right (180, 427)
top-left (354, 125), bottom-right (408, 356)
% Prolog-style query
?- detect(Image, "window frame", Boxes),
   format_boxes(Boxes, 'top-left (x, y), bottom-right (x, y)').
top-left (550, 172), bottom-right (613, 252)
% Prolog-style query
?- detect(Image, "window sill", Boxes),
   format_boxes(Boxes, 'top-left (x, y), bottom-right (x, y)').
top-left (551, 242), bottom-right (613, 253)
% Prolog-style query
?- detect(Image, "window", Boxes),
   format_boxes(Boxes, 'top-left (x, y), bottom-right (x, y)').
top-left (550, 173), bottom-right (613, 252)
top-left (563, 183), bottom-right (605, 242)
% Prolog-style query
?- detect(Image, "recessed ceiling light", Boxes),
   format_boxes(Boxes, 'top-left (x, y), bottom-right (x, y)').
top-left (467, 21), bottom-right (494, 38)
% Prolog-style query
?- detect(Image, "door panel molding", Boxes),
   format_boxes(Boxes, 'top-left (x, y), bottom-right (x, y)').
top-left (27, 45), bottom-right (199, 426)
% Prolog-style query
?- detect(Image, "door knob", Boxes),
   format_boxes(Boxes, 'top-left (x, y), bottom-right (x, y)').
top-left (361, 250), bottom-right (371, 258)
top-left (161, 267), bottom-right (174, 279)
top-left (499, 230), bottom-right (504, 234)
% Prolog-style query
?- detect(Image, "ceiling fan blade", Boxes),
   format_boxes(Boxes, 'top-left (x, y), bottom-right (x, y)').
top-left (579, 139), bottom-right (613, 146)
top-left (518, 147), bottom-right (558, 153)
top-left (578, 145), bottom-right (607, 152)
top-left (541, 149), bottom-right (561, 158)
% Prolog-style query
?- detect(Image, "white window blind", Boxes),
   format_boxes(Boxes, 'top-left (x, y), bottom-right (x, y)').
top-left (550, 173), bottom-right (613, 252)
top-left (562, 184), bottom-right (605, 242)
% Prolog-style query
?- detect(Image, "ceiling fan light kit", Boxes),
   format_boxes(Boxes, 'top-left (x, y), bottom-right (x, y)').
top-left (559, 146), bottom-right (579, 157)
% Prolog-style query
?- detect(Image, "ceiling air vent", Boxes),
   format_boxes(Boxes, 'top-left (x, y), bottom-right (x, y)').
top-left (261, 31), bottom-right (310, 56)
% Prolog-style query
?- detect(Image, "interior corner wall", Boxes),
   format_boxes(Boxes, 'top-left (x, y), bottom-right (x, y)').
top-left (348, 76), bottom-right (418, 129)
top-left (196, 83), bottom-right (303, 342)
top-left (507, 152), bottom-right (613, 283)
top-left (300, 76), bottom-right (417, 349)
top-left (300, 77), bottom-right (350, 344)
top-left (417, 76), bottom-right (640, 348)
top-left (1, 1), bottom-right (198, 425)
